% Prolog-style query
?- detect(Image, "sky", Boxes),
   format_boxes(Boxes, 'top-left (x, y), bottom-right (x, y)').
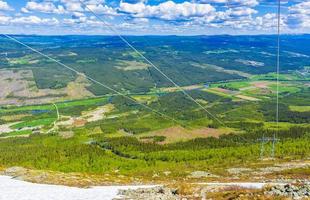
top-left (0, 0), bottom-right (309, 35)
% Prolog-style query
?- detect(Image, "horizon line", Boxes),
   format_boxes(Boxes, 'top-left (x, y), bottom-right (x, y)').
top-left (1, 33), bottom-right (309, 37)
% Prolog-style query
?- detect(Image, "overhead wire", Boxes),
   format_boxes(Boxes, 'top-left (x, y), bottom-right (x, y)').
top-left (3, 0), bottom-right (271, 142)
top-left (1, 34), bottom-right (183, 127)
top-left (272, 0), bottom-right (281, 158)
top-left (79, 0), bottom-right (226, 127)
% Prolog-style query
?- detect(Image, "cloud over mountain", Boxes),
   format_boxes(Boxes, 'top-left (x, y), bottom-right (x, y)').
top-left (0, 0), bottom-right (307, 34)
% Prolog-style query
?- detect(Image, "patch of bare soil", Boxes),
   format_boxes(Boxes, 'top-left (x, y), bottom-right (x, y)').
top-left (59, 131), bottom-right (74, 139)
top-left (115, 60), bottom-right (149, 71)
top-left (161, 85), bottom-right (203, 93)
top-left (73, 119), bottom-right (87, 127)
top-left (191, 63), bottom-right (252, 78)
top-left (236, 95), bottom-right (260, 101)
top-left (65, 75), bottom-right (94, 99)
top-left (56, 116), bottom-right (75, 126)
top-left (82, 104), bottom-right (114, 122)
top-left (252, 81), bottom-right (270, 89)
top-left (213, 87), bottom-right (238, 95)
top-left (140, 126), bottom-right (232, 144)
top-left (55, 104), bottom-right (114, 129)
top-left (0, 122), bottom-right (17, 133)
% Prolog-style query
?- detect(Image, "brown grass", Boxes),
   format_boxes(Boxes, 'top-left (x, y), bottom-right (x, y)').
top-left (252, 81), bottom-right (270, 88)
top-left (214, 87), bottom-right (236, 94)
top-left (138, 126), bottom-right (232, 144)
top-left (0, 167), bottom-right (145, 188)
top-left (73, 119), bottom-right (87, 127)
top-left (236, 95), bottom-right (260, 101)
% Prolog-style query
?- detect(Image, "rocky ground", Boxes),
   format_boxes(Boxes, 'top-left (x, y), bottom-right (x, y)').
top-left (266, 183), bottom-right (310, 200)
top-left (1, 163), bottom-right (310, 200)
top-left (116, 186), bottom-right (180, 200)
top-left (115, 183), bottom-right (310, 199)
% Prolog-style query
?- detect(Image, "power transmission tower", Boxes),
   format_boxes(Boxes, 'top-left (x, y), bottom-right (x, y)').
top-left (258, 137), bottom-right (280, 159)
top-left (259, 0), bottom-right (281, 160)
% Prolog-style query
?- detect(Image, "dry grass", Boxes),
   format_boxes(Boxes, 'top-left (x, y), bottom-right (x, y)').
top-left (236, 95), bottom-right (260, 101)
top-left (205, 188), bottom-right (277, 200)
top-left (0, 114), bottom-right (31, 122)
top-left (73, 119), bottom-right (87, 127)
top-left (0, 69), bottom-right (94, 106)
top-left (132, 95), bottom-right (158, 104)
top-left (213, 87), bottom-right (237, 95)
top-left (115, 61), bottom-right (149, 71)
top-left (138, 126), bottom-right (233, 144)
top-left (252, 81), bottom-right (270, 89)
top-left (160, 85), bottom-right (203, 93)
top-left (65, 75), bottom-right (94, 99)
top-left (0, 167), bottom-right (145, 188)
top-left (82, 104), bottom-right (114, 122)
top-left (167, 182), bottom-right (284, 200)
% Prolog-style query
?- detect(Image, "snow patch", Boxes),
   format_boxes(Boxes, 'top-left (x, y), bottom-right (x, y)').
top-left (0, 175), bottom-right (155, 200)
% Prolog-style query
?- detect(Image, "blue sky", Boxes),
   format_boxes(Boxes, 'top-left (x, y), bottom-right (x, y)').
top-left (0, 0), bottom-right (309, 35)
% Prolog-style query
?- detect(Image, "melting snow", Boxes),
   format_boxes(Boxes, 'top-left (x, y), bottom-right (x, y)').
top-left (0, 175), bottom-right (154, 200)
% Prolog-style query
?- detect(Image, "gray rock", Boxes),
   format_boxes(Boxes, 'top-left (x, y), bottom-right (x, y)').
top-left (189, 171), bottom-right (219, 178)
top-left (266, 183), bottom-right (310, 200)
top-left (116, 186), bottom-right (180, 200)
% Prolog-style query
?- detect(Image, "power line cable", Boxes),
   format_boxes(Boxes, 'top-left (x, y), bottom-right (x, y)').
top-left (272, 0), bottom-right (281, 158)
top-left (79, 0), bottom-right (226, 127)
top-left (2, 34), bottom-right (182, 126)
top-left (257, 0), bottom-right (281, 158)
top-left (223, 0), bottom-right (282, 147)
top-left (1, 35), bottom-right (253, 143)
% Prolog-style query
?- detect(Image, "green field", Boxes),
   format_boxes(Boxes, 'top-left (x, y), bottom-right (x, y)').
top-left (0, 35), bottom-right (309, 189)
top-left (11, 118), bottom-right (56, 129)
top-left (210, 81), bottom-right (251, 90)
top-left (0, 97), bottom-right (108, 114)
top-left (289, 106), bottom-right (310, 112)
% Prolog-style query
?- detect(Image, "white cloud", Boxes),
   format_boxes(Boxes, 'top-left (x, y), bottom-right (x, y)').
top-left (226, 0), bottom-right (258, 7)
top-left (187, 6), bottom-right (281, 32)
top-left (66, 3), bottom-right (83, 12)
top-left (132, 17), bottom-right (149, 23)
top-left (62, 16), bottom-right (105, 28)
top-left (118, 0), bottom-right (266, 32)
top-left (254, 13), bottom-right (278, 30)
top-left (119, 1), bottom-right (215, 20)
top-left (86, 4), bottom-right (118, 15)
top-left (21, 0), bottom-right (116, 15)
top-left (60, 0), bottom-right (84, 12)
top-left (84, 0), bottom-right (106, 5)
top-left (289, 1), bottom-right (310, 15)
top-left (287, 1), bottom-right (310, 28)
top-left (0, 1), bottom-right (13, 11)
top-left (22, 2), bottom-right (66, 14)
top-left (63, 18), bottom-right (76, 25)
top-left (226, 7), bottom-right (257, 17)
top-left (200, 0), bottom-right (226, 3)
top-left (72, 12), bottom-right (85, 18)
top-left (0, 15), bottom-right (11, 24)
top-left (198, 0), bottom-right (258, 7)
top-left (0, 0), bottom-right (308, 34)
top-left (217, 12), bottom-right (287, 31)
top-left (11, 16), bottom-right (59, 26)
